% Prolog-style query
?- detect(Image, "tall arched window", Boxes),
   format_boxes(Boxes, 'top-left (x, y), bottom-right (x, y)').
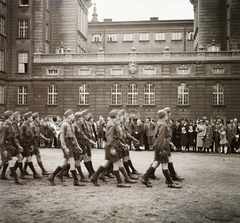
top-left (48, 84), bottom-right (57, 105)
top-left (111, 83), bottom-right (122, 105)
top-left (144, 83), bottom-right (155, 105)
top-left (79, 84), bottom-right (89, 105)
top-left (213, 83), bottom-right (224, 105)
top-left (127, 83), bottom-right (138, 105)
top-left (178, 83), bottom-right (189, 105)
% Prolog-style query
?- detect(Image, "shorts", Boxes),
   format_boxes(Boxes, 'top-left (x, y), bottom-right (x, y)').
top-left (1, 146), bottom-right (16, 162)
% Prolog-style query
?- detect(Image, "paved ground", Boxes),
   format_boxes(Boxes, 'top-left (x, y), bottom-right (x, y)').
top-left (0, 148), bottom-right (240, 223)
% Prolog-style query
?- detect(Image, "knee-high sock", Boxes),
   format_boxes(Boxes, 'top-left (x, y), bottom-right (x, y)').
top-left (28, 162), bottom-right (38, 175)
top-left (92, 166), bottom-right (105, 180)
top-left (143, 166), bottom-right (155, 181)
top-left (113, 170), bottom-right (122, 184)
top-left (128, 160), bottom-right (137, 172)
top-left (119, 167), bottom-right (130, 181)
top-left (76, 166), bottom-right (85, 179)
top-left (71, 170), bottom-right (79, 181)
top-left (1, 163), bottom-right (8, 177)
top-left (168, 162), bottom-right (176, 176)
top-left (123, 162), bottom-right (131, 175)
top-left (162, 169), bottom-right (173, 184)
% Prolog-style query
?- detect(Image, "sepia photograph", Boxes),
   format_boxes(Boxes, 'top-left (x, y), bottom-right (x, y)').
top-left (0, 0), bottom-right (240, 222)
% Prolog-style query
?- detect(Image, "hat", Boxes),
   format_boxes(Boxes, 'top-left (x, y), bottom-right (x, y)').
top-left (32, 112), bottom-right (39, 119)
top-left (74, 111), bottom-right (83, 119)
top-left (157, 109), bottom-right (167, 119)
top-left (64, 109), bottom-right (73, 117)
top-left (13, 111), bottom-right (20, 118)
top-left (163, 107), bottom-right (171, 113)
top-left (87, 113), bottom-right (93, 121)
top-left (81, 109), bottom-right (89, 117)
top-left (23, 111), bottom-right (32, 120)
top-left (3, 110), bottom-right (13, 118)
top-left (118, 109), bottom-right (125, 116)
top-left (109, 109), bottom-right (119, 118)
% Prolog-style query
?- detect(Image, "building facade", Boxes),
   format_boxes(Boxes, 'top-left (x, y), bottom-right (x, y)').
top-left (1, 0), bottom-right (240, 122)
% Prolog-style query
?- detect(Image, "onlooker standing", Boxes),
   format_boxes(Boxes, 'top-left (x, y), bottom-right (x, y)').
top-left (203, 120), bottom-right (213, 153)
top-left (195, 120), bottom-right (206, 152)
top-left (187, 125), bottom-right (196, 152)
top-left (180, 126), bottom-right (188, 152)
top-left (226, 119), bottom-right (237, 153)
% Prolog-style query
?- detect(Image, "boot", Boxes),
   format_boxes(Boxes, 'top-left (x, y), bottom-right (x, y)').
top-left (84, 162), bottom-right (94, 178)
top-left (48, 166), bottom-right (62, 185)
top-left (27, 162), bottom-right (42, 178)
top-left (141, 166), bottom-right (155, 187)
top-left (10, 160), bottom-right (19, 176)
top-left (10, 167), bottom-right (25, 185)
top-left (119, 167), bottom-right (136, 184)
top-left (38, 162), bottom-right (51, 175)
top-left (168, 162), bottom-right (184, 181)
top-left (162, 169), bottom-right (181, 189)
top-left (76, 166), bottom-right (90, 182)
top-left (149, 167), bottom-right (159, 180)
top-left (99, 170), bottom-right (108, 182)
top-left (90, 166), bottom-right (105, 186)
top-left (113, 170), bottom-right (130, 188)
top-left (128, 160), bottom-right (141, 175)
top-left (23, 162), bottom-right (32, 175)
top-left (62, 163), bottom-right (71, 178)
top-left (56, 164), bottom-right (70, 182)
top-left (17, 162), bottom-right (27, 179)
top-left (0, 163), bottom-right (10, 180)
top-left (71, 170), bottom-right (85, 186)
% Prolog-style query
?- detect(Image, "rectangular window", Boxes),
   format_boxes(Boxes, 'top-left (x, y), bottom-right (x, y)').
top-left (0, 85), bottom-right (4, 104)
top-left (19, 0), bottom-right (29, 6)
top-left (78, 67), bottom-right (91, 76)
top-left (0, 17), bottom-right (5, 35)
top-left (92, 34), bottom-right (102, 42)
top-left (213, 84), bottom-right (224, 105)
top-left (107, 34), bottom-right (117, 42)
top-left (155, 32), bottom-right (165, 41)
top-left (139, 33), bottom-right (149, 41)
top-left (187, 32), bottom-right (194, 41)
top-left (18, 53), bottom-right (28, 73)
top-left (48, 84), bottom-right (57, 105)
top-left (18, 86), bottom-right (27, 105)
top-left (19, 20), bottom-right (28, 38)
top-left (111, 84), bottom-right (122, 105)
top-left (110, 68), bottom-right (123, 75)
top-left (178, 83), bottom-right (189, 105)
top-left (144, 84), bottom-right (155, 105)
top-left (143, 68), bottom-right (156, 75)
top-left (79, 84), bottom-right (89, 105)
top-left (0, 50), bottom-right (4, 71)
top-left (123, 33), bottom-right (133, 42)
top-left (127, 84), bottom-right (138, 105)
top-left (172, 32), bottom-right (182, 41)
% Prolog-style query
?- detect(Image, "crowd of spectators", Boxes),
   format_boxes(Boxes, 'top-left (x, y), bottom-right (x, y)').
top-left (1, 113), bottom-right (239, 154)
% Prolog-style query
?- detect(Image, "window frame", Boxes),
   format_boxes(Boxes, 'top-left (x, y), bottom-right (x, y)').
top-left (18, 52), bottom-right (28, 73)
top-left (0, 16), bottom-right (5, 36)
top-left (171, 32), bottom-right (182, 41)
top-left (92, 34), bottom-right (102, 42)
top-left (19, 0), bottom-right (29, 6)
top-left (155, 32), bottom-right (166, 41)
top-left (79, 84), bottom-right (89, 105)
top-left (107, 33), bottom-right (117, 42)
top-left (177, 83), bottom-right (189, 106)
top-left (47, 84), bottom-right (58, 105)
top-left (18, 86), bottom-right (28, 105)
top-left (18, 20), bottom-right (29, 38)
top-left (144, 83), bottom-right (155, 105)
top-left (127, 83), bottom-right (138, 105)
top-left (111, 83), bottom-right (122, 105)
top-left (123, 33), bottom-right (133, 42)
top-left (139, 33), bottom-right (149, 42)
top-left (212, 83), bottom-right (224, 106)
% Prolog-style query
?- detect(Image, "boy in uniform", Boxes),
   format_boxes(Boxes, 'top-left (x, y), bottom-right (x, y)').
top-left (48, 109), bottom-right (85, 186)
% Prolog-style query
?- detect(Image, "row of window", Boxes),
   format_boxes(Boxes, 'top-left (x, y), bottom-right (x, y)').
top-left (0, 83), bottom-right (224, 106)
top-left (92, 32), bottom-right (194, 42)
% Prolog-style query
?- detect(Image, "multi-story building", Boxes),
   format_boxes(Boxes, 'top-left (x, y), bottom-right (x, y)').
top-left (1, 0), bottom-right (240, 122)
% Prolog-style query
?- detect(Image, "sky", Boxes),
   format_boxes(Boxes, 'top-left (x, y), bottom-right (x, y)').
top-left (88, 0), bottom-right (194, 22)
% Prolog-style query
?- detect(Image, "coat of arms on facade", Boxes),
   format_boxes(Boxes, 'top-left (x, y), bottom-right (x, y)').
top-left (128, 61), bottom-right (138, 77)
